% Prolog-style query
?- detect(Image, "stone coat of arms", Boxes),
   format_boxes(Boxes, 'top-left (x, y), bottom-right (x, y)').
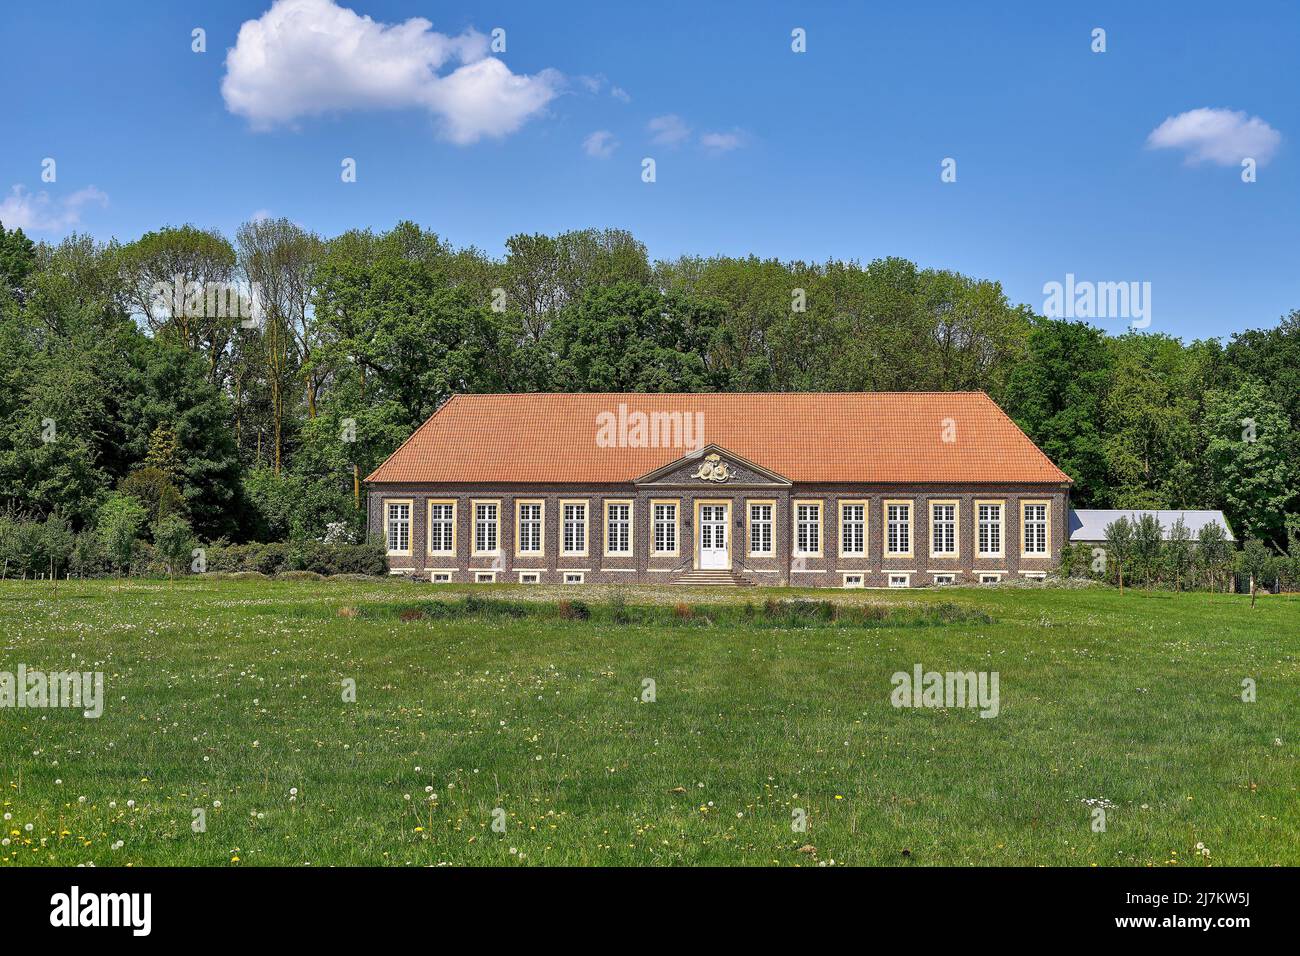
top-left (690, 453), bottom-right (732, 482)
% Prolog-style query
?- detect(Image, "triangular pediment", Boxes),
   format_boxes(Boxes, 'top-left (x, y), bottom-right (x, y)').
top-left (634, 444), bottom-right (792, 487)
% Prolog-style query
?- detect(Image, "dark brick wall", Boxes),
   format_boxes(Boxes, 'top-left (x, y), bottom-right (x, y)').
top-left (369, 480), bottom-right (1069, 587)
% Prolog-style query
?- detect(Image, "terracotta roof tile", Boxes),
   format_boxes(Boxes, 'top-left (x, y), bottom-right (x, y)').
top-left (366, 392), bottom-right (1071, 485)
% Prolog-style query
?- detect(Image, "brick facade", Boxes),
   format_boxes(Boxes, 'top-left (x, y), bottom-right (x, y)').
top-left (368, 471), bottom-right (1069, 588)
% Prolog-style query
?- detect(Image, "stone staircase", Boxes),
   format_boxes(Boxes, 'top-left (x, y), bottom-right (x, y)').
top-left (671, 568), bottom-right (755, 587)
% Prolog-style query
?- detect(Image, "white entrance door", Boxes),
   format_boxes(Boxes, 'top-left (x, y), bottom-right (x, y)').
top-left (699, 504), bottom-right (729, 569)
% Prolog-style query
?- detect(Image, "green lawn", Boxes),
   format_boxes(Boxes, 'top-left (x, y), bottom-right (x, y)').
top-left (1, 578), bottom-right (1296, 866)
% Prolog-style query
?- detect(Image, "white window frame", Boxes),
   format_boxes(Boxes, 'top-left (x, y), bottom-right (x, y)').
top-left (474, 571), bottom-right (497, 584)
top-left (1021, 571), bottom-right (1048, 581)
top-left (928, 499), bottom-right (958, 558)
top-left (563, 571), bottom-right (585, 585)
top-left (976, 500), bottom-right (1004, 558)
top-left (839, 500), bottom-right (867, 557)
top-left (842, 572), bottom-right (864, 588)
top-left (514, 499), bottom-right (544, 557)
top-left (884, 499), bottom-right (913, 558)
top-left (651, 499), bottom-right (680, 557)
top-left (426, 499), bottom-right (456, 556)
top-left (932, 573), bottom-right (956, 586)
top-left (429, 569), bottom-right (454, 583)
top-left (384, 499), bottom-right (412, 556)
top-left (604, 499), bottom-right (633, 557)
top-left (887, 573), bottom-right (911, 588)
top-left (794, 500), bottom-right (823, 558)
top-left (979, 572), bottom-right (1004, 584)
top-left (561, 499), bottom-right (589, 557)
top-left (748, 500), bottom-right (775, 557)
top-left (471, 499), bottom-right (501, 557)
top-left (518, 571), bottom-right (540, 584)
top-left (1020, 500), bottom-right (1050, 558)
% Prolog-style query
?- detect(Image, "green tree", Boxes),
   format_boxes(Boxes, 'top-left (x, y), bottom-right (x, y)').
top-left (0, 221), bottom-right (37, 303)
top-left (1132, 513), bottom-right (1165, 586)
top-left (151, 514), bottom-right (195, 577)
top-left (1201, 381), bottom-right (1297, 547)
top-left (1195, 522), bottom-right (1232, 592)
top-left (1004, 319), bottom-right (1112, 506)
top-left (1237, 538), bottom-right (1272, 607)
top-left (97, 492), bottom-right (148, 573)
top-left (1165, 517), bottom-right (1193, 590)
top-left (1103, 517), bottom-right (1136, 593)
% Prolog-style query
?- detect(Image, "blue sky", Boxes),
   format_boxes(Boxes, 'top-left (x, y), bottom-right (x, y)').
top-left (2, 0), bottom-right (1296, 340)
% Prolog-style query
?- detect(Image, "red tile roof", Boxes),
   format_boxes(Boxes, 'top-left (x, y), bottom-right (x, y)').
top-left (366, 392), bottom-right (1071, 485)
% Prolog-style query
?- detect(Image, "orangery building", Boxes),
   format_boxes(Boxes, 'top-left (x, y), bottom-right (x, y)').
top-left (365, 392), bottom-right (1072, 588)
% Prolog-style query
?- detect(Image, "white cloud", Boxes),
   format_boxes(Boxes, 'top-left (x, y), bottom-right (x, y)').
top-left (610, 86), bottom-right (630, 103)
top-left (647, 113), bottom-right (690, 146)
top-left (700, 129), bottom-right (745, 153)
top-left (221, 0), bottom-right (560, 144)
top-left (583, 130), bottom-right (618, 159)
top-left (1146, 107), bottom-right (1281, 166)
top-left (0, 185), bottom-right (108, 233)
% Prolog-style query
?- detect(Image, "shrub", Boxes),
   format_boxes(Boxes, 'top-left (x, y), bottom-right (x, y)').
top-left (200, 541), bottom-right (386, 576)
top-left (558, 599), bottom-right (590, 621)
top-left (609, 590), bottom-right (632, 624)
top-left (672, 602), bottom-right (693, 620)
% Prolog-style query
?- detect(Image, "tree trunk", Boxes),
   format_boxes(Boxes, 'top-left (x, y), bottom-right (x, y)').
top-left (1250, 574), bottom-right (1256, 607)
top-left (353, 463), bottom-right (360, 511)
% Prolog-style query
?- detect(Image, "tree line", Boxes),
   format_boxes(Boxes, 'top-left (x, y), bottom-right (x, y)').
top-left (0, 218), bottom-right (1297, 576)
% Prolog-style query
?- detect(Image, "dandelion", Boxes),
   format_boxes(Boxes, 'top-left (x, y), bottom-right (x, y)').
top-left (126, 800), bottom-right (135, 808)
top-left (111, 840), bottom-right (124, 850)
top-left (213, 800), bottom-right (221, 808)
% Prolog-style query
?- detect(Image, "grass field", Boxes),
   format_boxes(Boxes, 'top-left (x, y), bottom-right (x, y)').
top-left (1, 578), bottom-right (1296, 866)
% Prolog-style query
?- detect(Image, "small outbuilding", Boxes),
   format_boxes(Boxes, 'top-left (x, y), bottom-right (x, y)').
top-left (1067, 509), bottom-right (1235, 546)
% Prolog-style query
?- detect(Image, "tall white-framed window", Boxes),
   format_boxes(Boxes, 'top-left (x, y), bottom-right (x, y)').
top-left (794, 501), bottom-right (822, 556)
top-left (884, 500), bottom-right (912, 556)
top-left (472, 500), bottom-right (499, 555)
top-left (605, 500), bottom-right (632, 556)
top-left (385, 500), bottom-right (411, 555)
top-left (748, 501), bottom-right (774, 556)
top-left (516, 500), bottom-right (543, 555)
top-left (1021, 500), bottom-right (1049, 556)
top-left (839, 501), bottom-right (866, 556)
top-left (652, 500), bottom-right (679, 555)
top-left (929, 500), bottom-right (957, 558)
top-left (977, 500), bottom-right (1004, 557)
top-left (427, 500), bottom-right (455, 556)
top-left (561, 500), bottom-right (588, 556)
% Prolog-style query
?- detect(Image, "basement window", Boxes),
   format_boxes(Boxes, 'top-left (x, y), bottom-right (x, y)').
top-left (842, 573), bottom-right (864, 589)
top-left (430, 571), bottom-right (452, 583)
top-left (979, 573), bottom-right (1002, 584)
top-left (888, 573), bottom-right (911, 588)
top-left (518, 572), bottom-right (540, 584)
top-left (563, 572), bottom-right (585, 585)
top-left (475, 571), bottom-right (497, 584)
top-left (933, 573), bottom-right (956, 585)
